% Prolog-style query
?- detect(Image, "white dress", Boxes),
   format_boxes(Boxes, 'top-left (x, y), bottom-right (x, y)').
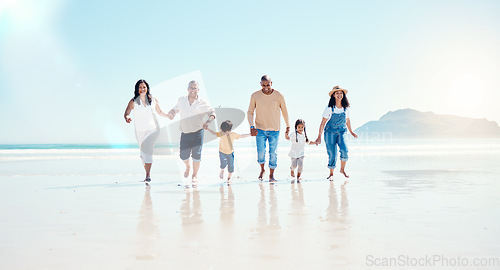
top-left (133, 96), bottom-right (160, 164)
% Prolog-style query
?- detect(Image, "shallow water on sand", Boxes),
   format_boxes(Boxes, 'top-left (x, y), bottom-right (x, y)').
top-left (1, 139), bottom-right (499, 269)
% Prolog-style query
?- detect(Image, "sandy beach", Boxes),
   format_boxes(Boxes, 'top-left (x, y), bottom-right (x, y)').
top-left (1, 139), bottom-right (499, 270)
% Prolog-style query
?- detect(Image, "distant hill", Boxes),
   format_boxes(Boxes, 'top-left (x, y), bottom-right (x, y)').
top-left (355, 109), bottom-right (500, 138)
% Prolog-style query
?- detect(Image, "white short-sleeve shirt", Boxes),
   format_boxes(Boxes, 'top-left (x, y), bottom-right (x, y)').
top-left (322, 106), bottom-right (350, 120)
top-left (288, 132), bottom-right (306, 158)
top-left (173, 96), bottom-right (215, 133)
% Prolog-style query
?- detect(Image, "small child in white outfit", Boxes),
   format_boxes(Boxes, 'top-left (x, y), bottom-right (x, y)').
top-left (285, 119), bottom-right (316, 182)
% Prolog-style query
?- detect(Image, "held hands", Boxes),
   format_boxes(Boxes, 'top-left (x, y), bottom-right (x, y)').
top-left (125, 116), bottom-right (132, 123)
top-left (166, 110), bottom-right (176, 120)
top-left (250, 127), bottom-right (258, 136)
top-left (314, 136), bottom-right (322, 145)
top-left (203, 115), bottom-right (215, 129)
top-left (351, 131), bottom-right (358, 138)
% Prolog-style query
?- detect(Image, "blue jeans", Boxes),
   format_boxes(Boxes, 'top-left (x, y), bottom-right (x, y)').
top-left (256, 129), bottom-right (279, 169)
top-left (219, 151), bottom-right (235, 173)
top-left (324, 131), bottom-right (348, 169)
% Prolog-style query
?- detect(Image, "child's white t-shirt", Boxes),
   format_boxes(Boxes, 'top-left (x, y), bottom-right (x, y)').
top-left (322, 106), bottom-right (350, 120)
top-left (288, 132), bottom-right (306, 158)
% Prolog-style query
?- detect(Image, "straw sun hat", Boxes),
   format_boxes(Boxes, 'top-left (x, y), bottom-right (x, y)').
top-left (328, 86), bottom-right (348, 97)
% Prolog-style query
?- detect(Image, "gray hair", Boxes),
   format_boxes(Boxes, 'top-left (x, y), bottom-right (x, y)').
top-left (188, 80), bottom-right (199, 87)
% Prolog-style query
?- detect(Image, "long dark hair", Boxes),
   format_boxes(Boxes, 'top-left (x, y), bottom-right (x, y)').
top-left (133, 79), bottom-right (152, 105)
top-left (328, 91), bottom-right (349, 109)
top-left (294, 119), bottom-right (309, 143)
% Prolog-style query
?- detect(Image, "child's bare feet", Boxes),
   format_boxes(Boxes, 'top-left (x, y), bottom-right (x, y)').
top-left (290, 170), bottom-right (295, 178)
top-left (340, 170), bottom-right (349, 178)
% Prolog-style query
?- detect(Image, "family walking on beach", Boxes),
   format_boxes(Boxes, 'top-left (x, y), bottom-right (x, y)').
top-left (123, 75), bottom-right (357, 185)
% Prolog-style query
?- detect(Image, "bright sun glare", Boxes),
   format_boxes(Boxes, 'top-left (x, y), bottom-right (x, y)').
top-left (447, 73), bottom-right (485, 112)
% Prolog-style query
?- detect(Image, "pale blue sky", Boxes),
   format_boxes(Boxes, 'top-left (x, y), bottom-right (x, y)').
top-left (1, 0), bottom-right (499, 144)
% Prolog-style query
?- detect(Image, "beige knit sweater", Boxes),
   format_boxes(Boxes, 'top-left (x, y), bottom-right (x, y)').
top-left (247, 89), bottom-right (290, 131)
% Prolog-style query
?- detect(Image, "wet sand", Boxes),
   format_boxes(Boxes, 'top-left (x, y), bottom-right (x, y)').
top-left (1, 140), bottom-right (499, 269)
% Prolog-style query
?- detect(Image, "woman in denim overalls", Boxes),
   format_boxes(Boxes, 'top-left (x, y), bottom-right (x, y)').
top-left (314, 86), bottom-right (358, 181)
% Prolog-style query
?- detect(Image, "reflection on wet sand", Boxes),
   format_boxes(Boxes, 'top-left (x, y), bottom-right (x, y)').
top-left (219, 185), bottom-right (234, 227)
top-left (286, 182), bottom-right (306, 266)
top-left (325, 182), bottom-right (349, 224)
top-left (174, 189), bottom-right (210, 269)
top-left (180, 189), bottom-right (203, 232)
top-left (327, 182), bottom-right (349, 223)
top-left (256, 183), bottom-right (280, 232)
top-left (135, 186), bottom-right (160, 260)
top-left (289, 182), bottom-right (306, 230)
top-left (290, 182), bottom-right (305, 213)
top-left (249, 183), bottom-right (283, 265)
top-left (217, 185), bottom-right (237, 265)
top-left (322, 182), bottom-right (351, 267)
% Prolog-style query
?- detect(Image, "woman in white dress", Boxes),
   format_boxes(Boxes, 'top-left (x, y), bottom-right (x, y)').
top-left (124, 79), bottom-right (169, 182)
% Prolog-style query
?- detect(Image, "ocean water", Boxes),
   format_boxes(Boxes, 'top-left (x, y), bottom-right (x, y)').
top-left (0, 139), bottom-right (499, 269)
top-left (1, 138), bottom-right (498, 179)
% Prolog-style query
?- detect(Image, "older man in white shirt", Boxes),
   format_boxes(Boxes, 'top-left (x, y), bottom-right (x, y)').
top-left (167, 81), bottom-right (215, 185)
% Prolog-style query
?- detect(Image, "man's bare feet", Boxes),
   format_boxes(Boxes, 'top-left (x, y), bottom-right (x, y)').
top-left (184, 166), bottom-right (190, 178)
top-left (258, 170), bottom-right (265, 181)
top-left (327, 174), bottom-right (334, 181)
top-left (269, 175), bottom-right (277, 183)
top-left (191, 176), bottom-right (198, 187)
top-left (269, 169), bottom-right (276, 183)
top-left (340, 170), bottom-right (349, 178)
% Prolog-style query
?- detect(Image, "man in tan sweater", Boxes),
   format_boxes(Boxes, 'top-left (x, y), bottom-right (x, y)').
top-left (247, 75), bottom-right (290, 182)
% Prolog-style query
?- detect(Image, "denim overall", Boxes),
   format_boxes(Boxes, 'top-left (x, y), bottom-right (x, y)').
top-left (324, 107), bottom-right (348, 169)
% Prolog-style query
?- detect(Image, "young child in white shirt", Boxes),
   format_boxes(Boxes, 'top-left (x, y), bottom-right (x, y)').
top-left (285, 119), bottom-right (316, 182)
